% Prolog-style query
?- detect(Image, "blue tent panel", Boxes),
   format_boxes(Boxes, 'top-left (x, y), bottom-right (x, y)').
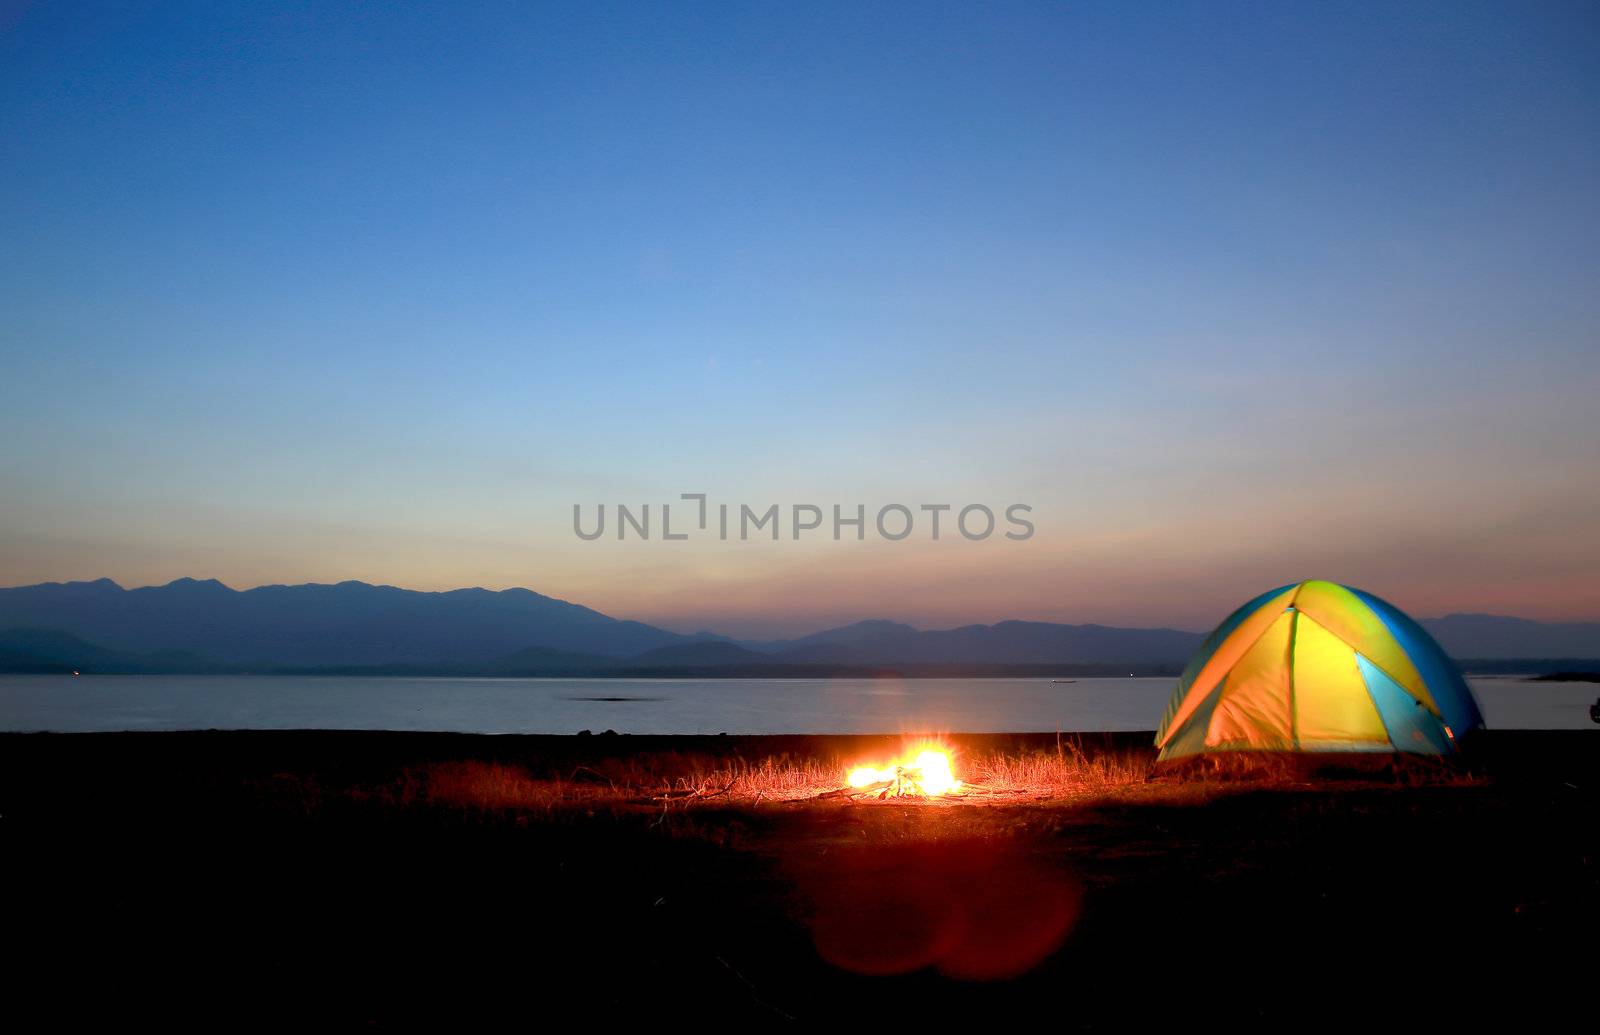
top-left (1357, 654), bottom-right (1453, 754)
top-left (1350, 587), bottom-right (1485, 736)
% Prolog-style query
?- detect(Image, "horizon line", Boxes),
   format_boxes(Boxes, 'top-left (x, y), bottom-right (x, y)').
top-left (4, 575), bottom-right (1596, 636)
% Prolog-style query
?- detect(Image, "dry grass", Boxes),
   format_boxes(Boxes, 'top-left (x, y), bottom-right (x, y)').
top-left (255, 739), bottom-right (1482, 818)
top-left (412, 742), bottom-right (1156, 812)
top-left (964, 742), bottom-right (1153, 798)
top-left (423, 761), bottom-right (561, 809)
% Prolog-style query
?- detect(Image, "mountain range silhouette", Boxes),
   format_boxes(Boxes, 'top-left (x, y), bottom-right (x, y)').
top-left (1, 578), bottom-right (1596, 676)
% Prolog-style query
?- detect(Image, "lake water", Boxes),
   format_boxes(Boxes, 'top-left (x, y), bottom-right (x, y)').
top-left (0, 674), bottom-right (1593, 734)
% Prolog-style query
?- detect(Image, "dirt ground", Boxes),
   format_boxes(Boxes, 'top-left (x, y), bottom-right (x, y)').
top-left (3, 730), bottom-right (1594, 1027)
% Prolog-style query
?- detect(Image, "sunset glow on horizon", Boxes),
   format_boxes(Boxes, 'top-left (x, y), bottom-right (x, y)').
top-left (2, 3), bottom-right (1597, 637)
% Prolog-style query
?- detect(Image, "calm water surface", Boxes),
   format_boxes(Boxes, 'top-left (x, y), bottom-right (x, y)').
top-left (0, 674), bottom-right (1592, 733)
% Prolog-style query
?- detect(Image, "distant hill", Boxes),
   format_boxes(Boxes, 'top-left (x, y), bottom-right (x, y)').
top-left (0, 628), bottom-right (219, 674)
top-left (0, 578), bottom-right (694, 667)
top-left (1417, 614), bottom-right (1600, 660)
top-left (737, 619), bottom-right (923, 654)
top-left (751, 614), bottom-right (1600, 667)
top-left (0, 577), bottom-right (1595, 675)
top-left (0, 628), bottom-right (126, 673)
top-left (759, 619), bottom-right (1203, 667)
top-left (624, 641), bottom-right (773, 668)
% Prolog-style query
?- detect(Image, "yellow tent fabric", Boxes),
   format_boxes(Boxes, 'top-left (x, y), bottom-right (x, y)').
top-left (1155, 580), bottom-right (1485, 760)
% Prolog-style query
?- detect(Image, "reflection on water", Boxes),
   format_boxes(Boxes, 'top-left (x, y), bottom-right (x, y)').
top-left (0, 674), bottom-right (1589, 733)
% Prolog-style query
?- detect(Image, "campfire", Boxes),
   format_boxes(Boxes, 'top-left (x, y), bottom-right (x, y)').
top-left (830, 747), bottom-right (964, 800)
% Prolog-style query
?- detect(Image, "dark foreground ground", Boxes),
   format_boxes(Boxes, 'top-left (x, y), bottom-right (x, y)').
top-left (3, 730), bottom-right (1595, 1028)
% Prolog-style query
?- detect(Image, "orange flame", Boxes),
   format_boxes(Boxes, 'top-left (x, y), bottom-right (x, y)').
top-left (847, 747), bottom-right (961, 796)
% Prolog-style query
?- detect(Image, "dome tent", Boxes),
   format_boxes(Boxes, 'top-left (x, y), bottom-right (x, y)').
top-left (1155, 580), bottom-right (1484, 762)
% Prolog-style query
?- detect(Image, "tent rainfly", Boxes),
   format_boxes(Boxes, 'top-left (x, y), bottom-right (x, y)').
top-left (1155, 580), bottom-right (1484, 761)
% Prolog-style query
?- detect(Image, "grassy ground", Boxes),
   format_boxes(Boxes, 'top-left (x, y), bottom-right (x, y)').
top-left (291, 736), bottom-right (1160, 811)
top-left (239, 731), bottom-right (1469, 812)
top-left (2, 730), bottom-right (1594, 1027)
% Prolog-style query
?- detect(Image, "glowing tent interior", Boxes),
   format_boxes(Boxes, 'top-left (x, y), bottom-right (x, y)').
top-left (1155, 580), bottom-right (1485, 761)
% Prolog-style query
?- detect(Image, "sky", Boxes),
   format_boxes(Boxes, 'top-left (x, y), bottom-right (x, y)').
top-left (2, 1), bottom-right (1598, 637)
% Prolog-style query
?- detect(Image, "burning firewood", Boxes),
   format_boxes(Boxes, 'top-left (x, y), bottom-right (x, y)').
top-left (807, 748), bottom-right (979, 801)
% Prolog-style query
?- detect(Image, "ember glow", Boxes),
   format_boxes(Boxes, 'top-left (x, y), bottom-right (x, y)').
top-left (847, 749), bottom-right (962, 797)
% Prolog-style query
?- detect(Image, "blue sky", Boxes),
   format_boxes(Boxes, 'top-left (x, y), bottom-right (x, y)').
top-left (2, 2), bottom-right (1597, 636)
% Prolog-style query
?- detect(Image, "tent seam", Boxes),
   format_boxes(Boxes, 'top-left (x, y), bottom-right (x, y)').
top-left (1157, 607), bottom-right (1291, 748)
top-left (1356, 650), bottom-right (1403, 750)
top-left (1286, 607), bottom-right (1300, 747)
top-left (1347, 599), bottom-right (1443, 717)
